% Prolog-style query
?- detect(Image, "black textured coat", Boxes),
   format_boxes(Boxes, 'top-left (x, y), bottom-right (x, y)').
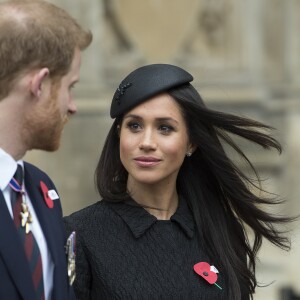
top-left (64, 198), bottom-right (249, 300)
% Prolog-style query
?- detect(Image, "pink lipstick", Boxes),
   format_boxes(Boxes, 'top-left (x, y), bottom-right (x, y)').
top-left (134, 156), bottom-right (161, 167)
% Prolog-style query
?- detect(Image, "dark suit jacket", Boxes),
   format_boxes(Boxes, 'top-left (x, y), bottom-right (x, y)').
top-left (0, 162), bottom-right (75, 300)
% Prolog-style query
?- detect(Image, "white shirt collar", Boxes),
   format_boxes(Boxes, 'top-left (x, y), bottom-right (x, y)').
top-left (0, 148), bottom-right (23, 191)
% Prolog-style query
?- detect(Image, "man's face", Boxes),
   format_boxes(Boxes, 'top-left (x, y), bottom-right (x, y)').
top-left (22, 48), bottom-right (81, 151)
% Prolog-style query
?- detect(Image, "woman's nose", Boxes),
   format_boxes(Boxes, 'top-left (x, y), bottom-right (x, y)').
top-left (139, 129), bottom-right (157, 151)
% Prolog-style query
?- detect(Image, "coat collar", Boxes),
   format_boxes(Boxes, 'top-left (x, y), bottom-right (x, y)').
top-left (106, 196), bottom-right (195, 239)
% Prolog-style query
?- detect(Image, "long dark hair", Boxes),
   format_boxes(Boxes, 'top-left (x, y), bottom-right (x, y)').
top-left (95, 83), bottom-right (291, 299)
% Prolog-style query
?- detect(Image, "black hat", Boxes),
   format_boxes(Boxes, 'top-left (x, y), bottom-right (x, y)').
top-left (110, 64), bottom-right (193, 118)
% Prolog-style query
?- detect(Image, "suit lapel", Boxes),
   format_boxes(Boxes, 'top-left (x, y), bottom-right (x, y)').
top-left (24, 165), bottom-right (69, 299)
top-left (0, 191), bottom-right (36, 299)
top-left (24, 167), bottom-right (58, 267)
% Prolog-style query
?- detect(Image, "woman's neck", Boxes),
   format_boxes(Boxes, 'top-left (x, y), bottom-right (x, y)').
top-left (127, 179), bottom-right (179, 220)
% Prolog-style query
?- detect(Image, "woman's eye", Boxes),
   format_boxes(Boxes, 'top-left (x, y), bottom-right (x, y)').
top-left (159, 125), bottom-right (174, 134)
top-left (127, 122), bottom-right (141, 132)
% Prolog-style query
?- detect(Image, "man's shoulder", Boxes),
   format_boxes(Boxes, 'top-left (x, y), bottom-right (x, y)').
top-left (24, 161), bottom-right (50, 178)
top-left (23, 162), bottom-right (58, 195)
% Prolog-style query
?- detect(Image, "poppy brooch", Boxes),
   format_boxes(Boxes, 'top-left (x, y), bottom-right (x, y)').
top-left (194, 262), bottom-right (222, 290)
top-left (40, 181), bottom-right (59, 208)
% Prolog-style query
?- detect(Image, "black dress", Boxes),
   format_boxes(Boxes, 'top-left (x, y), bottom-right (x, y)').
top-left (64, 198), bottom-right (249, 300)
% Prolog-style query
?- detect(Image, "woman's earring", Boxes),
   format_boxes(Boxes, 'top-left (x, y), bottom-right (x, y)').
top-left (186, 152), bottom-right (192, 157)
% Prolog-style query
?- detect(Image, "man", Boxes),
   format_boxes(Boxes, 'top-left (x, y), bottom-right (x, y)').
top-left (0, 1), bottom-right (92, 299)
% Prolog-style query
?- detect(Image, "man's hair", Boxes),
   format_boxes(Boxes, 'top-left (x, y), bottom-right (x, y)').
top-left (0, 0), bottom-right (92, 99)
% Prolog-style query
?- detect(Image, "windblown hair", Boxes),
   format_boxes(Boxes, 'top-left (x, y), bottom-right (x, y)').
top-left (95, 83), bottom-right (291, 299)
top-left (0, 0), bottom-right (92, 100)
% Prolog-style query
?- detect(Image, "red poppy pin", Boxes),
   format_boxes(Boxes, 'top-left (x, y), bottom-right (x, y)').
top-left (40, 181), bottom-right (54, 209)
top-left (194, 262), bottom-right (222, 290)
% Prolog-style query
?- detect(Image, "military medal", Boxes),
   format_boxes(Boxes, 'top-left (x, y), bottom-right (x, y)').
top-left (20, 202), bottom-right (33, 234)
top-left (9, 173), bottom-right (33, 234)
top-left (66, 231), bottom-right (76, 285)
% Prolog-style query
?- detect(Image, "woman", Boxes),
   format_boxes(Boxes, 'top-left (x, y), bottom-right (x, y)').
top-left (64, 64), bottom-right (291, 300)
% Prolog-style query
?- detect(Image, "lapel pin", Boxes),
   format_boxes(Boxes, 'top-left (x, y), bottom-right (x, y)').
top-left (194, 262), bottom-right (222, 290)
top-left (40, 181), bottom-right (54, 209)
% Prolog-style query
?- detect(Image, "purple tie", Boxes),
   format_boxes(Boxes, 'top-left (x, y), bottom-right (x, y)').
top-left (11, 165), bottom-right (45, 300)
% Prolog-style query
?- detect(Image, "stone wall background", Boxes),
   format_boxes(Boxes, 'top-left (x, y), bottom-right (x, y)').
top-left (4, 0), bottom-right (299, 298)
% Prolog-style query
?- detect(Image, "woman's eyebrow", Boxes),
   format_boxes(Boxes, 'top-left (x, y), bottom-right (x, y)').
top-left (155, 117), bottom-right (179, 125)
top-left (124, 115), bottom-right (178, 124)
top-left (123, 114), bottom-right (141, 120)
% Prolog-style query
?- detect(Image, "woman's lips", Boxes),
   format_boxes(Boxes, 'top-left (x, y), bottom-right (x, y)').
top-left (134, 156), bottom-right (161, 167)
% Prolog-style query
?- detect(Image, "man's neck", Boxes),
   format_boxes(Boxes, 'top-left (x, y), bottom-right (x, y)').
top-left (0, 142), bottom-right (26, 161)
top-left (0, 100), bottom-right (26, 160)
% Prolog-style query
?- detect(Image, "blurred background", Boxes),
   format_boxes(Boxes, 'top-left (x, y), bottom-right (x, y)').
top-left (20, 0), bottom-right (300, 299)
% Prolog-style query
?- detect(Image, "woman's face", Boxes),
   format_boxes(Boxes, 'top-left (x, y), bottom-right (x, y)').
top-left (119, 93), bottom-right (193, 188)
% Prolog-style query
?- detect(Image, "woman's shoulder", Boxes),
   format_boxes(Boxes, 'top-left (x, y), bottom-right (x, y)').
top-left (64, 200), bottom-right (116, 229)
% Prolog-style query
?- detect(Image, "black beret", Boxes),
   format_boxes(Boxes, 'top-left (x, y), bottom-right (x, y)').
top-left (110, 64), bottom-right (193, 118)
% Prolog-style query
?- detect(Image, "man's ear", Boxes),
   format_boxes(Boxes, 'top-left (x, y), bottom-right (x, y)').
top-left (30, 68), bottom-right (50, 98)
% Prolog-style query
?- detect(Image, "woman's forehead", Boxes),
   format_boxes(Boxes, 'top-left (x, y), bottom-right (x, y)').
top-left (124, 94), bottom-right (184, 120)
